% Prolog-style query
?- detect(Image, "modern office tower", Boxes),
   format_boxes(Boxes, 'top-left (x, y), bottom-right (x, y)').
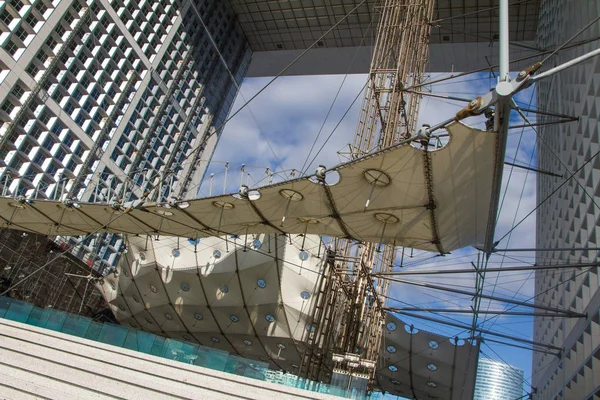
top-left (0, 0), bottom-right (251, 274)
top-left (474, 358), bottom-right (524, 400)
top-left (533, 1), bottom-right (600, 399)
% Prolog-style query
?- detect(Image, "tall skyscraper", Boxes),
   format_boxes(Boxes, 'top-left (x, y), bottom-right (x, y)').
top-left (534, 1), bottom-right (600, 399)
top-left (474, 358), bottom-right (524, 400)
top-left (0, 0), bottom-right (251, 274)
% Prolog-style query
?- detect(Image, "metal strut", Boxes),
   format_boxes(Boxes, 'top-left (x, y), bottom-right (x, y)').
top-left (422, 148), bottom-right (444, 255)
top-left (393, 311), bottom-right (563, 352)
top-left (384, 276), bottom-right (586, 318)
top-left (374, 262), bottom-right (600, 276)
top-left (386, 307), bottom-right (583, 318)
top-left (308, 0), bottom-right (436, 388)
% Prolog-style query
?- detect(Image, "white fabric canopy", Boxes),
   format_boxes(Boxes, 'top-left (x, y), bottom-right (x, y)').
top-left (0, 122), bottom-right (496, 253)
top-left (376, 314), bottom-right (479, 400)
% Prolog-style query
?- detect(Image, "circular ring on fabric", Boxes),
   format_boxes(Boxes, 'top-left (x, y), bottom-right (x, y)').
top-left (363, 169), bottom-right (391, 187)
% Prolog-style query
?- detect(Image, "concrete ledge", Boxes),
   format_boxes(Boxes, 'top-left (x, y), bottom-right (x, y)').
top-left (0, 318), bottom-right (341, 400)
top-left (246, 42), bottom-right (539, 77)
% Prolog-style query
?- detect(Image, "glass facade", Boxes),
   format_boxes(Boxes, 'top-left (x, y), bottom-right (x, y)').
top-left (0, 0), bottom-right (251, 274)
top-left (474, 358), bottom-right (524, 400)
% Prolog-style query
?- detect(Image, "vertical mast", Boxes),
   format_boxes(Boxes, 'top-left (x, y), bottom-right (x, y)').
top-left (484, 0), bottom-right (512, 255)
top-left (353, 0), bottom-right (434, 155)
top-left (346, 0), bottom-right (435, 359)
top-left (474, 0), bottom-right (512, 337)
top-left (298, 0), bottom-right (435, 387)
top-left (498, 0), bottom-right (510, 82)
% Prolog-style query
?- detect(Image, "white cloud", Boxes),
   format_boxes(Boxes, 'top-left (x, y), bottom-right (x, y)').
top-left (208, 72), bottom-right (539, 382)
top-left (200, 75), bottom-right (367, 195)
top-left (211, 72), bottom-right (539, 300)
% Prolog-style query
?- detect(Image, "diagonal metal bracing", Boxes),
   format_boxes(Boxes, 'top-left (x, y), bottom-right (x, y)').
top-left (176, 208), bottom-right (213, 233)
top-left (503, 161), bottom-right (563, 178)
top-left (495, 147), bottom-right (600, 246)
top-left (422, 150), bottom-right (444, 255)
top-left (247, 202), bottom-right (286, 235)
top-left (26, 204), bottom-right (84, 236)
top-left (510, 105), bottom-right (579, 121)
top-left (393, 311), bottom-right (562, 352)
top-left (383, 276), bottom-right (586, 318)
top-left (514, 103), bottom-right (600, 216)
top-left (386, 307), bottom-right (581, 318)
top-left (321, 185), bottom-right (355, 241)
top-left (373, 262), bottom-right (600, 276)
top-left (0, 7), bottom-right (91, 174)
top-left (508, 120), bottom-right (576, 130)
top-left (478, 337), bottom-right (560, 357)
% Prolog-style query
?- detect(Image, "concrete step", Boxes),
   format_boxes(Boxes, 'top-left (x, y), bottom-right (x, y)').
top-left (0, 318), bottom-right (339, 400)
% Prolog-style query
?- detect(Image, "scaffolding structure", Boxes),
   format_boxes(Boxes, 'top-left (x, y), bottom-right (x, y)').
top-left (299, 0), bottom-right (435, 387)
top-left (0, 228), bottom-right (114, 321)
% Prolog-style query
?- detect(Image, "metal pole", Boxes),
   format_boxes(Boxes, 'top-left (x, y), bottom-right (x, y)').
top-left (499, 0), bottom-right (510, 81)
top-left (223, 162), bottom-right (228, 194)
top-left (2, 174), bottom-right (8, 196)
top-left (94, 176), bottom-right (100, 202)
top-left (483, 0), bottom-right (513, 256)
top-left (479, 337), bottom-right (560, 357)
top-left (240, 164), bottom-right (245, 188)
top-left (141, 170), bottom-right (147, 198)
top-left (121, 177), bottom-right (129, 201)
top-left (61, 177), bottom-right (67, 200)
top-left (53, 178), bottom-right (60, 200)
top-left (394, 311), bottom-right (562, 351)
top-left (386, 307), bottom-right (581, 318)
top-left (494, 247), bottom-right (600, 252)
top-left (385, 276), bottom-right (586, 317)
top-left (106, 177), bottom-right (112, 202)
top-left (374, 262), bottom-right (600, 276)
top-left (503, 161), bottom-right (563, 178)
top-left (532, 48), bottom-right (600, 83)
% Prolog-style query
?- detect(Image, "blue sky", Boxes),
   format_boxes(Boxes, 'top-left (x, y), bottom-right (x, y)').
top-left (203, 72), bottom-right (542, 397)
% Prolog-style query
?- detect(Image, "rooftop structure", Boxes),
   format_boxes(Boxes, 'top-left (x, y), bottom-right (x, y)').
top-left (236, 0), bottom-right (541, 76)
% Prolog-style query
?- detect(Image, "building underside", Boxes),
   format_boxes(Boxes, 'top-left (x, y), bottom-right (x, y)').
top-left (232, 0), bottom-right (542, 76)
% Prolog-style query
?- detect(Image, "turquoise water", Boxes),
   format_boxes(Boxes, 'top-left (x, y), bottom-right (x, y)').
top-left (0, 296), bottom-right (349, 398)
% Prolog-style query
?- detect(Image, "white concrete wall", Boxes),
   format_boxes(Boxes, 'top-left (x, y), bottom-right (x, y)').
top-left (0, 318), bottom-right (341, 400)
top-left (245, 42), bottom-right (539, 77)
